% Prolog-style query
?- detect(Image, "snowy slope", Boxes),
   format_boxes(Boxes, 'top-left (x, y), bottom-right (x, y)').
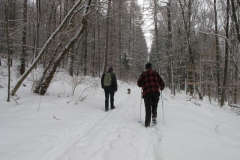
top-left (0, 75), bottom-right (240, 160)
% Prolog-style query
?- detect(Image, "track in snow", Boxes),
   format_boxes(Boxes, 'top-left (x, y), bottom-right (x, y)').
top-left (41, 88), bottom-right (163, 160)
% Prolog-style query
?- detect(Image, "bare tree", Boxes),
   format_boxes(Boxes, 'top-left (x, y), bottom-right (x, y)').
top-left (11, 0), bottom-right (86, 96)
top-left (103, 0), bottom-right (112, 72)
top-left (4, 0), bottom-right (11, 102)
top-left (33, 0), bottom-right (40, 61)
top-left (20, 0), bottom-right (28, 75)
top-left (36, 0), bottom-right (92, 95)
top-left (213, 0), bottom-right (221, 105)
top-left (68, 0), bottom-right (76, 77)
top-left (231, 0), bottom-right (240, 43)
top-left (221, 0), bottom-right (230, 107)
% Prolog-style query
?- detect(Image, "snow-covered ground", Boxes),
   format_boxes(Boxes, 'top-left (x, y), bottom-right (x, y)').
top-left (0, 69), bottom-right (240, 160)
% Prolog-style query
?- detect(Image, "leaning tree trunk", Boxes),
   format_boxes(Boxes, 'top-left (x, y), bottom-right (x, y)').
top-left (11, 0), bottom-right (84, 96)
top-left (33, 42), bottom-right (62, 93)
top-left (37, 0), bottom-right (92, 95)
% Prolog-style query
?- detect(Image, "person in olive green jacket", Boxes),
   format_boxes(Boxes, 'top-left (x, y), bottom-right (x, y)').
top-left (101, 67), bottom-right (118, 111)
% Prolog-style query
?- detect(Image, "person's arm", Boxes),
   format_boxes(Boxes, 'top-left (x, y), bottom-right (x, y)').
top-left (137, 73), bottom-right (144, 87)
top-left (112, 73), bottom-right (117, 91)
top-left (101, 73), bottom-right (105, 88)
top-left (158, 74), bottom-right (165, 90)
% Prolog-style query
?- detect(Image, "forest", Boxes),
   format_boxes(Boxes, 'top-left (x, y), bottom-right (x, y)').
top-left (0, 0), bottom-right (240, 107)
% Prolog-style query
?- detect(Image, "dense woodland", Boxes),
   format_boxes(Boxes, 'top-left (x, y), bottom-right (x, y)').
top-left (0, 0), bottom-right (240, 107)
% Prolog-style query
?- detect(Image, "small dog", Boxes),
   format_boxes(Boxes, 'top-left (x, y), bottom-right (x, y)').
top-left (127, 88), bottom-right (131, 94)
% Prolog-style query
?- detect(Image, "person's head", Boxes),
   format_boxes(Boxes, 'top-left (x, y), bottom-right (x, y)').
top-left (145, 63), bottom-right (152, 70)
top-left (108, 67), bottom-right (113, 72)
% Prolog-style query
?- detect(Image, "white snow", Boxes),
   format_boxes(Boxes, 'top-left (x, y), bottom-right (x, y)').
top-left (0, 72), bottom-right (240, 160)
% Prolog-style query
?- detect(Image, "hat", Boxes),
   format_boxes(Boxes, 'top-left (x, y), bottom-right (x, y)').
top-left (108, 67), bottom-right (113, 71)
top-left (145, 63), bottom-right (152, 69)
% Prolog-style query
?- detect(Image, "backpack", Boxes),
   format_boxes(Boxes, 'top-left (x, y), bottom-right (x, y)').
top-left (104, 73), bottom-right (112, 86)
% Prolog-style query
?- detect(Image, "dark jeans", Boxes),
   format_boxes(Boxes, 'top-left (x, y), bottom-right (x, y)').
top-left (104, 87), bottom-right (115, 109)
top-left (144, 93), bottom-right (159, 125)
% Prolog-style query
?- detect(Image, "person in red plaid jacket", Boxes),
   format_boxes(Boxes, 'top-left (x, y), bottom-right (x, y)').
top-left (137, 63), bottom-right (165, 127)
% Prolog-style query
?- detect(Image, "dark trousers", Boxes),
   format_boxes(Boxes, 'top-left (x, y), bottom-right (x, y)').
top-left (144, 93), bottom-right (159, 125)
top-left (104, 87), bottom-right (115, 109)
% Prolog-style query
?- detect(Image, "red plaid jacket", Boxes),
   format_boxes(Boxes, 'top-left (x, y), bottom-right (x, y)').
top-left (137, 69), bottom-right (165, 97)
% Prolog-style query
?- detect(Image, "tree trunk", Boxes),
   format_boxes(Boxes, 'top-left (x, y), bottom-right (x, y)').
top-left (92, 22), bottom-right (96, 77)
top-left (103, 0), bottom-right (112, 72)
top-left (97, 0), bottom-right (101, 77)
top-left (4, 1), bottom-right (11, 102)
top-left (153, 0), bottom-right (160, 73)
top-left (214, 0), bottom-right (221, 105)
top-left (34, 0), bottom-right (40, 62)
top-left (231, 0), bottom-right (240, 43)
top-left (233, 70), bottom-right (238, 104)
top-left (33, 42), bottom-right (62, 93)
top-left (167, 0), bottom-right (175, 95)
top-left (68, 0), bottom-right (76, 77)
top-left (221, 0), bottom-right (230, 107)
top-left (83, 30), bottom-right (88, 76)
top-left (118, 0), bottom-right (122, 79)
top-left (20, 0), bottom-right (27, 75)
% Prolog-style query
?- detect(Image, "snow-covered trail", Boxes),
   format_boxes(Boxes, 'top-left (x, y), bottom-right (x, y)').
top-left (40, 87), bottom-right (162, 160)
top-left (0, 82), bottom-right (164, 160)
top-left (1, 80), bottom-right (240, 160)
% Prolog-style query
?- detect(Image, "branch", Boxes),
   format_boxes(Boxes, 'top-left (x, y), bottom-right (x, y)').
top-left (215, 125), bottom-right (221, 136)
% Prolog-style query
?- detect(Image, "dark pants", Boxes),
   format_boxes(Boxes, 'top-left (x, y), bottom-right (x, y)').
top-left (144, 93), bottom-right (159, 125)
top-left (104, 87), bottom-right (115, 109)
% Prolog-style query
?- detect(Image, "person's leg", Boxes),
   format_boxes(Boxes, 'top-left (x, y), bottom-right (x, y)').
top-left (144, 95), bottom-right (153, 126)
top-left (110, 88), bottom-right (115, 108)
top-left (152, 94), bottom-right (160, 119)
top-left (104, 89), bottom-right (110, 110)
